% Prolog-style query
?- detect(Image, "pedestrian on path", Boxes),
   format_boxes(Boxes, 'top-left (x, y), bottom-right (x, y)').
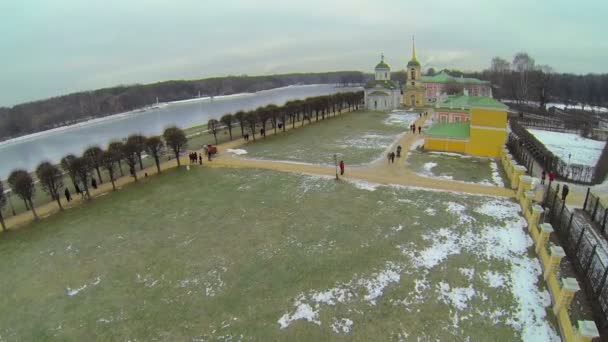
top-left (541, 170), bottom-right (546, 185)
top-left (562, 184), bottom-right (569, 201)
top-left (339, 160), bottom-right (345, 175)
top-left (199, 155), bottom-right (203, 165)
top-left (418, 126), bottom-right (422, 134)
top-left (64, 188), bottom-right (72, 202)
top-left (412, 124), bottom-right (416, 134)
top-left (390, 152), bottom-right (396, 163)
top-left (396, 145), bottom-right (402, 158)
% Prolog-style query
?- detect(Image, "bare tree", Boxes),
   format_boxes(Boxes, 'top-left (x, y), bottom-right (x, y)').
top-left (8, 170), bottom-right (38, 219)
top-left (233, 111), bottom-right (247, 138)
top-left (513, 52), bottom-right (535, 103)
top-left (101, 150), bottom-right (118, 190)
top-left (108, 141), bottom-right (125, 176)
top-left (536, 65), bottom-right (555, 111)
top-left (126, 134), bottom-right (147, 170)
top-left (84, 146), bottom-right (104, 184)
top-left (208, 119), bottom-right (220, 144)
top-left (71, 157), bottom-right (92, 199)
top-left (145, 136), bottom-right (164, 174)
top-left (36, 161), bottom-right (64, 210)
top-left (490, 57), bottom-right (510, 73)
top-left (220, 114), bottom-right (234, 140)
top-left (0, 181), bottom-right (7, 231)
top-left (61, 154), bottom-right (79, 190)
top-left (123, 139), bottom-right (140, 181)
top-left (163, 126), bottom-right (187, 167)
top-left (244, 111), bottom-right (258, 141)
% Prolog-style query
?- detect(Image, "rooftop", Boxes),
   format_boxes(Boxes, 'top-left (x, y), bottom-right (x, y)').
top-left (421, 71), bottom-right (490, 85)
top-left (364, 79), bottom-right (400, 90)
top-left (425, 121), bottom-right (471, 139)
top-left (436, 94), bottom-right (508, 110)
top-left (375, 61), bottom-right (390, 69)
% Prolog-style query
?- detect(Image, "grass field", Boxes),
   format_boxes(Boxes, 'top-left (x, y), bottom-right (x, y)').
top-left (238, 111), bottom-right (417, 165)
top-left (0, 167), bottom-right (557, 340)
top-left (408, 145), bottom-right (505, 187)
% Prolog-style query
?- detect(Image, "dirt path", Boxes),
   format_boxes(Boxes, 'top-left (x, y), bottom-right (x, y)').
top-left (211, 115), bottom-right (516, 198)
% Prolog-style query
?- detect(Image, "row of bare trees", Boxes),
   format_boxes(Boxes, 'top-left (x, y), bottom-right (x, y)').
top-left (207, 91), bottom-right (364, 143)
top-left (0, 126), bottom-right (187, 231)
top-left (0, 91), bottom-right (364, 232)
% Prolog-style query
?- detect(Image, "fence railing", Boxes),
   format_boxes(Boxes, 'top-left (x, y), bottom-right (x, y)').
top-left (544, 184), bottom-right (608, 328)
top-left (508, 120), bottom-right (600, 184)
top-left (583, 190), bottom-right (608, 235)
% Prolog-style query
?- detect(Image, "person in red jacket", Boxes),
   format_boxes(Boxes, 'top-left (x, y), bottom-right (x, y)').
top-left (549, 171), bottom-right (556, 183)
top-left (339, 160), bottom-right (345, 175)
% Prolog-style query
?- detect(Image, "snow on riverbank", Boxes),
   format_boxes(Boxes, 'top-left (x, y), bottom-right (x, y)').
top-left (528, 129), bottom-right (605, 166)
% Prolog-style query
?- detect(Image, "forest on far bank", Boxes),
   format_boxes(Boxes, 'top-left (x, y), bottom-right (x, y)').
top-left (0, 71), bottom-right (365, 141)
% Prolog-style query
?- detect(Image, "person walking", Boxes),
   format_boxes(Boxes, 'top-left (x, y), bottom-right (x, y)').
top-left (562, 184), bottom-right (570, 201)
top-left (339, 160), bottom-right (345, 175)
top-left (199, 155), bottom-right (203, 165)
top-left (64, 188), bottom-right (72, 202)
top-left (418, 126), bottom-right (422, 134)
top-left (396, 145), bottom-right (402, 158)
top-left (412, 124), bottom-right (416, 134)
top-left (390, 151), bottom-right (396, 163)
top-left (541, 170), bottom-right (546, 185)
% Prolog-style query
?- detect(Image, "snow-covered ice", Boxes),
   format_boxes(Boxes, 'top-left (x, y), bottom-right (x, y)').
top-left (227, 148), bottom-right (248, 155)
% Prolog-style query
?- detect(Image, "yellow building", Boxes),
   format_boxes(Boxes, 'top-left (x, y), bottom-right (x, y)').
top-left (403, 38), bottom-right (426, 107)
top-left (424, 95), bottom-right (508, 157)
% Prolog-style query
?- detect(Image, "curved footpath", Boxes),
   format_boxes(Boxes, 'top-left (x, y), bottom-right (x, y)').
top-left (2, 112), bottom-right (516, 231)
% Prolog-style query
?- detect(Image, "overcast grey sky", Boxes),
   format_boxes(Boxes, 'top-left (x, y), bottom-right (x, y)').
top-left (1, 0), bottom-right (606, 107)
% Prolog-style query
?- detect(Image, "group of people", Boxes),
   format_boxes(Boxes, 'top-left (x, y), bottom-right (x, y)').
top-left (541, 170), bottom-right (570, 201)
top-left (387, 145), bottom-right (402, 164)
top-left (410, 124), bottom-right (422, 134)
top-left (189, 152), bottom-right (203, 164)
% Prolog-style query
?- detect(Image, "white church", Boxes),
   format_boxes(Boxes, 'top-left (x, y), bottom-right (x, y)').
top-left (363, 54), bottom-right (402, 111)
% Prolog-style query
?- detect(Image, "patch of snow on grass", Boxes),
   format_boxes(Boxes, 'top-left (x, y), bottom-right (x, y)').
top-left (507, 260), bottom-right (560, 341)
top-left (402, 228), bottom-right (461, 269)
top-left (459, 268), bottom-right (475, 281)
top-left (66, 284), bottom-right (87, 297)
top-left (424, 208), bottom-right (436, 216)
top-left (310, 288), bottom-right (352, 305)
top-left (346, 179), bottom-right (379, 192)
top-left (278, 299), bottom-right (320, 329)
top-left (490, 161), bottom-right (505, 187)
top-left (226, 148), bottom-right (247, 155)
top-left (358, 263), bottom-right (402, 305)
top-left (331, 318), bottom-right (353, 334)
top-left (437, 282), bottom-right (476, 311)
top-left (422, 162), bottom-right (437, 173)
top-left (446, 202), bottom-right (475, 225)
top-left (384, 112), bottom-right (419, 127)
top-left (483, 271), bottom-right (507, 288)
top-left (474, 199), bottom-right (521, 221)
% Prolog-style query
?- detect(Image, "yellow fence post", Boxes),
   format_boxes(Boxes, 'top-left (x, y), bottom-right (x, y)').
top-left (530, 204), bottom-right (544, 228)
top-left (553, 278), bottom-right (580, 315)
top-left (545, 246), bottom-right (565, 281)
top-left (511, 165), bottom-right (527, 189)
top-left (517, 175), bottom-right (533, 203)
top-left (536, 223), bottom-right (554, 254)
top-left (576, 320), bottom-right (600, 342)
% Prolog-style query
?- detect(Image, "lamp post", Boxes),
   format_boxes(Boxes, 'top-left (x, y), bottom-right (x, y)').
top-left (334, 154), bottom-right (338, 180)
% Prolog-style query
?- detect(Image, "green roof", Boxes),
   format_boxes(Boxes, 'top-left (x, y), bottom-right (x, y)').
top-left (365, 79), bottom-right (399, 90)
top-left (436, 94), bottom-right (508, 110)
top-left (407, 59), bottom-right (421, 67)
top-left (425, 121), bottom-right (470, 139)
top-left (375, 61), bottom-right (390, 69)
top-left (369, 91), bottom-right (390, 96)
top-left (421, 71), bottom-right (490, 85)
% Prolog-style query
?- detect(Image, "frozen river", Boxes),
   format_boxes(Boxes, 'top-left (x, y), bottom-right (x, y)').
top-left (0, 84), bottom-right (360, 179)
